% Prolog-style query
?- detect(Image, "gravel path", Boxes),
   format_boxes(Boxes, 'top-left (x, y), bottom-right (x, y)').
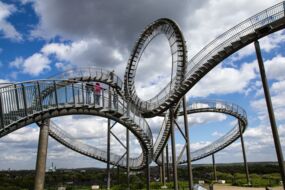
top-left (211, 184), bottom-right (282, 190)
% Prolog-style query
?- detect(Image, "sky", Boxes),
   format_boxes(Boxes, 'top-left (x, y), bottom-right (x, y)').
top-left (0, 0), bottom-right (285, 170)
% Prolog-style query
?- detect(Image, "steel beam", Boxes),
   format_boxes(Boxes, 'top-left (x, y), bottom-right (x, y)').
top-left (183, 96), bottom-right (194, 189)
top-left (126, 128), bottom-right (130, 190)
top-left (166, 144), bottom-right (170, 182)
top-left (254, 40), bottom-right (285, 189)
top-left (238, 121), bottom-right (250, 185)
top-left (107, 119), bottom-right (111, 190)
top-left (170, 108), bottom-right (178, 190)
top-left (212, 154), bottom-right (217, 182)
top-left (34, 120), bottom-right (50, 190)
top-left (117, 166), bottom-right (120, 185)
top-left (146, 153), bottom-right (150, 190)
top-left (162, 149), bottom-right (166, 186)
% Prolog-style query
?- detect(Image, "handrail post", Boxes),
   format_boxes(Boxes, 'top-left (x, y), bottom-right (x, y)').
top-left (21, 84), bottom-right (28, 116)
top-left (81, 83), bottom-right (85, 105)
top-left (0, 93), bottom-right (4, 128)
top-left (72, 83), bottom-right (75, 105)
top-left (53, 81), bottom-right (58, 107)
top-left (65, 85), bottom-right (68, 103)
top-left (102, 89), bottom-right (105, 107)
top-left (14, 84), bottom-right (20, 111)
top-left (37, 82), bottom-right (43, 111)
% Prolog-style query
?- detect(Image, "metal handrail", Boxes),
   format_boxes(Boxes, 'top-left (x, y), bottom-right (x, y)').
top-left (128, 2), bottom-right (285, 113)
top-left (49, 120), bottom-right (145, 169)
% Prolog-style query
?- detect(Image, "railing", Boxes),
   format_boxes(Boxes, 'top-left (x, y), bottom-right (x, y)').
top-left (155, 99), bottom-right (247, 163)
top-left (49, 120), bottom-right (145, 168)
top-left (190, 121), bottom-right (241, 161)
top-left (49, 66), bottom-right (124, 90)
top-left (0, 80), bottom-right (152, 148)
top-left (134, 2), bottom-right (285, 112)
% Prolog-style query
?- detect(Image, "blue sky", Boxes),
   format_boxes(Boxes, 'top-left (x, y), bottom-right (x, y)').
top-left (0, 0), bottom-right (285, 170)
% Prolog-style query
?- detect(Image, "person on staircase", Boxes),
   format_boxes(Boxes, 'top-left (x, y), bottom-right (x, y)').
top-left (94, 82), bottom-right (102, 105)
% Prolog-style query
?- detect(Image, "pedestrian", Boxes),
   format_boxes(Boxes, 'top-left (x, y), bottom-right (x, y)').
top-left (86, 82), bottom-right (92, 104)
top-left (109, 70), bottom-right (114, 82)
top-left (113, 88), bottom-right (118, 109)
top-left (94, 82), bottom-right (102, 105)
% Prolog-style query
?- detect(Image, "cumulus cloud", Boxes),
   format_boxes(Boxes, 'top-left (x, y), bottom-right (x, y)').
top-left (2, 0), bottom-right (285, 169)
top-left (189, 62), bottom-right (256, 97)
top-left (9, 53), bottom-right (51, 76)
top-left (230, 30), bottom-right (285, 62)
top-left (264, 55), bottom-right (285, 81)
top-left (0, 1), bottom-right (22, 41)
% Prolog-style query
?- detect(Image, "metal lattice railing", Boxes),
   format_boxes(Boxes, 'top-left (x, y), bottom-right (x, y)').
top-left (134, 2), bottom-right (285, 113)
top-left (49, 120), bottom-right (144, 168)
top-left (0, 80), bottom-right (152, 147)
top-left (155, 99), bottom-right (247, 163)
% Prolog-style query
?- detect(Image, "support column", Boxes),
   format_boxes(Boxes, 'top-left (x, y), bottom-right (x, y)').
top-left (170, 108), bottom-right (178, 190)
top-left (117, 166), bottom-right (120, 185)
top-left (146, 153), bottom-right (150, 190)
top-left (183, 96), bottom-right (194, 189)
top-left (34, 120), bottom-right (50, 190)
top-left (162, 149), bottom-right (166, 186)
top-left (126, 129), bottom-right (130, 190)
top-left (238, 121), bottom-right (250, 185)
top-left (107, 119), bottom-right (111, 190)
top-left (160, 166), bottom-right (162, 183)
top-left (255, 40), bottom-right (285, 190)
top-left (166, 144), bottom-right (170, 182)
top-left (212, 154), bottom-right (217, 182)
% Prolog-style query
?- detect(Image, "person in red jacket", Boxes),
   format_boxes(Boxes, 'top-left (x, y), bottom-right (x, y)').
top-left (94, 82), bottom-right (102, 105)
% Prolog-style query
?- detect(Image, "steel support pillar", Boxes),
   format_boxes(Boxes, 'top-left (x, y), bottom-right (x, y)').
top-left (162, 149), bottom-right (166, 186)
top-left (107, 119), bottom-right (111, 190)
top-left (212, 154), bottom-right (217, 182)
top-left (255, 40), bottom-right (285, 190)
top-left (166, 144), bottom-right (170, 182)
top-left (34, 120), bottom-right (50, 190)
top-left (126, 129), bottom-right (130, 190)
top-left (160, 166), bottom-right (162, 183)
top-left (146, 152), bottom-right (150, 190)
top-left (170, 108), bottom-right (178, 190)
top-left (183, 96), bottom-right (194, 189)
top-left (117, 166), bottom-right (120, 185)
top-left (238, 121), bottom-right (250, 185)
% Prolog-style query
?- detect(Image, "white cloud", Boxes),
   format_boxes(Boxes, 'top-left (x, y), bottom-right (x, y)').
top-left (212, 131), bottom-right (224, 137)
top-left (188, 112), bottom-right (227, 126)
top-left (9, 53), bottom-right (51, 76)
top-left (190, 62), bottom-right (256, 97)
top-left (264, 55), bottom-right (285, 81)
top-left (186, 0), bottom-right (281, 57)
top-left (0, 1), bottom-right (22, 41)
top-left (230, 31), bottom-right (285, 62)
